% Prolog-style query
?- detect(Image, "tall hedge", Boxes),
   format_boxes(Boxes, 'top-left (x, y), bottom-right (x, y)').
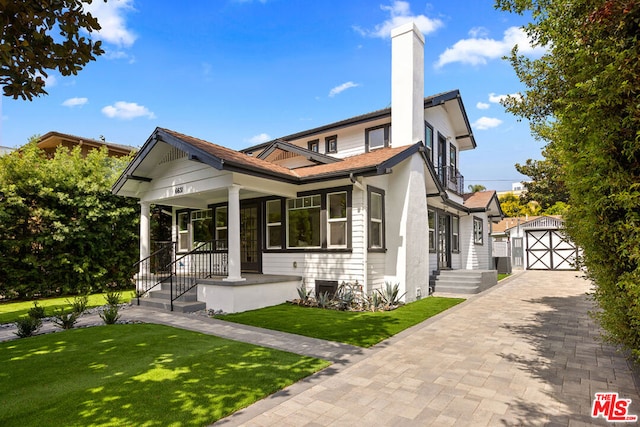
top-left (497, 0), bottom-right (640, 360)
top-left (0, 140), bottom-right (139, 299)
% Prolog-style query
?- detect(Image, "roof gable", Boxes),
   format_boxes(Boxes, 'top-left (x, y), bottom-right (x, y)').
top-left (112, 128), bottom-right (427, 194)
top-left (256, 140), bottom-right (340, 166)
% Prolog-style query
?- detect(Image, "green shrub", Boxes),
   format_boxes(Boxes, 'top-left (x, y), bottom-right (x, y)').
top-left (67, 294), bottom-right (89, 315)
top-left (104, 291), bottom-right (121, 306)
top-left (99, 305), bottom-right (120, 325)
top-left (52, 308), bottom-right (78, 330)
top-left (28, 301), bottom-right (46, 319)
top-left (14, 316), bottom-right (42, 338)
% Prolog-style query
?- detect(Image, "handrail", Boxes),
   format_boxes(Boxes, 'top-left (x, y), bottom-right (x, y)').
top-left (133, 240), bottom-right (228, 311)
top-left (133, 241), bottom-right (176, 305)
top-left (169, 240), bottom-right (227, 311)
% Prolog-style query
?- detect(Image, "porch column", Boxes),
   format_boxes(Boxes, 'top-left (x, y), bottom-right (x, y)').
top-left (139, 201), bottom-right (151, 274)
top-left (224, 185), bottom-right (245, 282)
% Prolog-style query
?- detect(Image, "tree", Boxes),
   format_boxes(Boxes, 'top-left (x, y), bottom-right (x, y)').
top-left (497, 0), bottom-right (640, 361)
top-left (515, 145), bottom-right (569, 210)
top-left (0, 139), bottom-right (139, 299)
top-left (467, 184), bottom-right (486, 193)
top-left (499, 192), bottom-right (540, 217)
top-left (0, 1), bottom-right (105, 100)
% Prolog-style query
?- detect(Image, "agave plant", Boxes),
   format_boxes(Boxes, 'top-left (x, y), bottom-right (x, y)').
top-left (296, 285), bottom-right (311, 305)
top-left (316, 291), bottom-right (332, 309)
top-left (377, 282), bottom-right (406, 309)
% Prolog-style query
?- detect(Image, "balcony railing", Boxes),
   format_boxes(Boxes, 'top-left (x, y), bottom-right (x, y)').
top-left (437, 165), bottom-right (465, 195)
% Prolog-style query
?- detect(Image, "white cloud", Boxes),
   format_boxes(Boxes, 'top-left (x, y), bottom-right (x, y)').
top-left (62, 97), bottom-right (88, 107)
top-left (468, 27), bottom-right (489, 38)
top-left (329, 81), bottom-right (359, 97)
top-left (247, 133), bottom-right (271, 144)
top-left (101, 101), bottom-right (155, 120)
top-left (84, 0), bottom-right (137, 47)
top-left (489, 92), bottom-right (522, 104)
top-left (436, 26), bottom-right (546, 68)
top-left (476, 102), bottom-right (490, 110)
top-left (354, 1), bottom-right (443, 38)
top-left (472, 117), bottom-right (503, 130)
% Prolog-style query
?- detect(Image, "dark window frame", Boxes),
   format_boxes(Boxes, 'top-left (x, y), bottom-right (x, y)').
top-left (449, 142), bottom-right (458, 182)
top-left (428, 209), bottom-right (436, 253)
top-left (473, 216), bottom-right (484, 245)
top-left (308, 139), bottom-right (319, 152)
top-left (424, 121), bottom-right (434, 162)
top-left (367, 186), bottom-right (386, 252)
top-left (325, 135), bottom-right (338, 154)
top-left (365, 123), bottom-right (391, 152)
top-left (452, 215), bottom-right (460, 253)
top-left (271, 185), bottom-right (352, 252)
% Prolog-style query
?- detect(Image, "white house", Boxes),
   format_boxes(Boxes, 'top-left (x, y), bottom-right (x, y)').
top-left (113, 22), bottom-right (503, 313)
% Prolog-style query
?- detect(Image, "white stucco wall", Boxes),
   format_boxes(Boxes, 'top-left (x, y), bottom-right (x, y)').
top-left (386, 155), bottom-right (430, 302)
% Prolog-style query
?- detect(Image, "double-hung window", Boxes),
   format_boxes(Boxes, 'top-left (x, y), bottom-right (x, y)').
top-left (326, 136), bottom-right (338, 154)
top-left (449, 143), bottom-right (458, 182)
top-left (452, 216), bottom-right (459, 252)
top-left (473, 217), bottom-right (483, 245)
top-left (425, 122), bottom-right (433, 162)
top-left (327, 192), bottom-right (347, 248)
top-left (214, 206), bottom-right (228, 250)
top-left (365, 124), bottom-right (391, 152)
top-left (368, 187), bottom-right (385, 250)
top-left (266, 200), bottom-right (283, 249)
top-left (177, 211), bottom-right (189, 252)
top-left (428, 210), bottom-right (436, 252)
top-left (308, 140), bottom-right (319, 152)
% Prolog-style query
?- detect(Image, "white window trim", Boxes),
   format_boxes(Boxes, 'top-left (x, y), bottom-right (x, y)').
top-left (327, 191), bottom-right (348, 249)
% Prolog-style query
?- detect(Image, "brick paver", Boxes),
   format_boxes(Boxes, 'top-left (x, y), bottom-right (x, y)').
top-left (216, 271), bottom-right (640, 426)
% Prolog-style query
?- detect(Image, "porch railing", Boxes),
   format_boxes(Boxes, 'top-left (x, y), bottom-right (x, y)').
top-left (168, 241), bottom-right (228, 310)
top-left (133, 240), bottom-right (228, 310)
top-left (133, 242), bottom-right (176, 303)
top-left (437, 165), bottom-right (465, 195)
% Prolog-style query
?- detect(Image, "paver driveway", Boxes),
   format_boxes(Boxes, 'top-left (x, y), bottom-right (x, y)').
top-left (216, 271), bottom-right (640, 426)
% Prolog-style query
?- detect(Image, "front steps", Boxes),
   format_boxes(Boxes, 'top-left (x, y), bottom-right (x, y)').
top-left (430, 270), bottom-right (498, 295)
top-left (137, 281), bottom-right (206, 313)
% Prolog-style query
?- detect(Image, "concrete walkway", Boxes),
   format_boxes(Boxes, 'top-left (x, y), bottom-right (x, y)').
top-left (2, 271), bottom-right (638, 425)
top-left (215, 271), bottom-right (640, 426)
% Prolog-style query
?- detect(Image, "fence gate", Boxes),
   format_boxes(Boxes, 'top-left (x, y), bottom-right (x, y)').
top-left (525, 230), bottom-right (577, 270)
top-left (512, 237), bottom-right (524, 268)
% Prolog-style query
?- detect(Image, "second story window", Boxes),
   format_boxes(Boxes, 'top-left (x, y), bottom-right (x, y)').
top-left (308, 140), bottom-right (319, 152)
top-left (425, 122), bottom-right (433, 161)
top-left (449, 143), bottom-right (457, 180)
top-left (326, 136), bottom-right (338, 154)
top-left (365, 124), bottom-right (391, 152)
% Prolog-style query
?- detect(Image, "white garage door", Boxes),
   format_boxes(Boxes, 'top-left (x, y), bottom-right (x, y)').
top-left (525, 229), bottom-right (578, 270)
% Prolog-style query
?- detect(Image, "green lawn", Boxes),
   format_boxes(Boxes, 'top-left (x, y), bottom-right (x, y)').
top-left (0, 291), bottom-right (136, 324)
top-left (498, 273), bottom-right (511, 281)
top-left (0, 324), bottom-right (329, 427)
top-left (217, 296), bottom-right (465, 348)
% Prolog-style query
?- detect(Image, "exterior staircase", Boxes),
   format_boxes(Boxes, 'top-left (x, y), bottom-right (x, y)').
top-left (430, 270), bottom-right (498, 295)
top-left (137, 280), bottom-right (206, 313)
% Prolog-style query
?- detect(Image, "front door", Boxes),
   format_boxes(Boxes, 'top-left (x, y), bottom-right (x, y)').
top-left (438, 214), bottom-right (451, 269)
top-left (240, 202), bottom-right (261, 272)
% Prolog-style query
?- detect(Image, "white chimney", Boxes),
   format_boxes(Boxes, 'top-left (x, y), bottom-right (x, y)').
top-left (391, 22), bottom-right (425, 148)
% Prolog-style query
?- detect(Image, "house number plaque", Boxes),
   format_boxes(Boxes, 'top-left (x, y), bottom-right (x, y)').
top-left (174, 186), bottom-right (184, 195)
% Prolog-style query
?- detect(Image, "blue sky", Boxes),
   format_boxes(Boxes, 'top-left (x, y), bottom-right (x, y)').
top-left (1, 0), bottom-right (545, 191)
